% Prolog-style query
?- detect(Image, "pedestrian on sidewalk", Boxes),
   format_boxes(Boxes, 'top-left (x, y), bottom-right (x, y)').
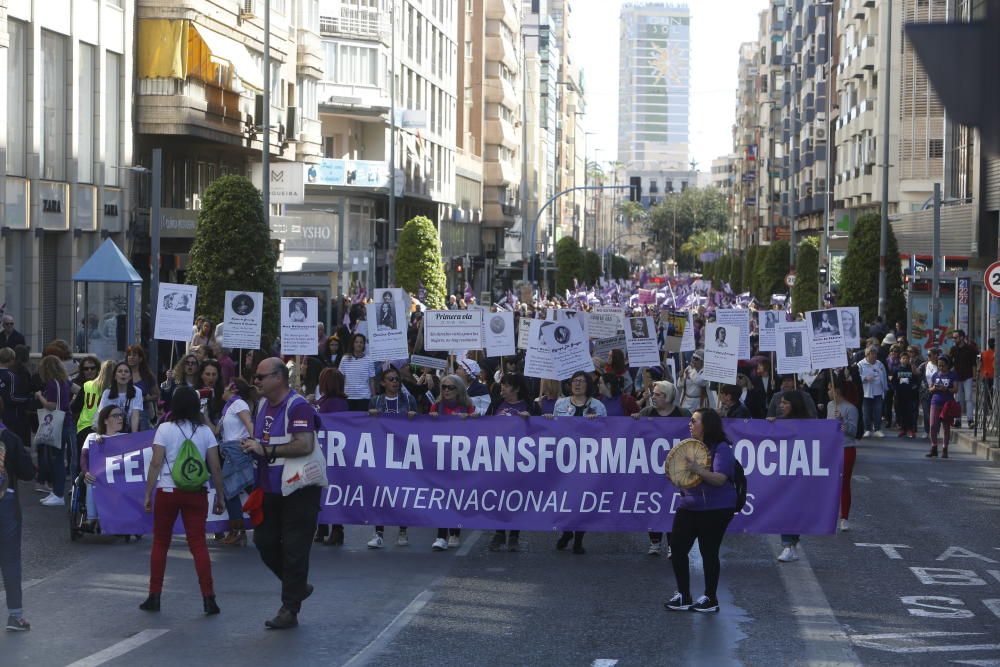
top-left (1, 398), bottom-right (35, 631)
top-left (927, 355), bottom-right (960, 458)
top-left (664, 408), bottom-right (736, 614)
top-left (141, 386), bottom-right (225, 615)
top-left (857, 346), bottom-right (889, 438)
top-left (891, 351), bottom-right (918, 438)
top-left (35, 355), bottom-right (75, 507)
top-left (981, 338), bottom-right (995, 416)
top-left (950, 330), bottom-right (978, 429)
top-left (241, 358), bottom-right (324, 629)
top-left (917, 348), bottom-right (941, 437)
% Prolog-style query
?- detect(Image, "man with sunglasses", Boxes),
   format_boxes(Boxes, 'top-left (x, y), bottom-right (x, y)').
top-left (0, 317), bottom-right (25, 350)
top-left (240, 358), bottom-right (322, 630)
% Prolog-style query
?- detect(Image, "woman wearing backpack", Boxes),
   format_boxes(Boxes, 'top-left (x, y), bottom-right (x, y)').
top-left (141, 386), bottom-right (225, 615)
top-left (664, 407), bottom-right (737, 614)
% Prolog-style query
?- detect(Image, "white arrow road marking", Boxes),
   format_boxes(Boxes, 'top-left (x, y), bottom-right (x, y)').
top-left (850, 631), bottom-right (1000, 654)
top-left (591, 661), bottom-right (619, 667)
top-left (65, 629), bottom-right (170, 667)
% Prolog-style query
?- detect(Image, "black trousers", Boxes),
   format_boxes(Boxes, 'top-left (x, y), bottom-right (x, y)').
top-left (669, 508), bottom-right (733, 600)
top-left (254, 486), bottom-right (321, 613)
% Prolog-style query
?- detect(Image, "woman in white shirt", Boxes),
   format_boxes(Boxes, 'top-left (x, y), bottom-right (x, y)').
top-left (339, 333), bottom-right (376, 411)
top-left (98, 362), bottom-right (144, 433)
top-left (217, 378), bottom-right (257, 546)
top-left (79, 405), bottom-right (126, 529)
top-left (678, 351), bottom-right (710, 412)
top-left (140, 386), bottom-right (225, 615)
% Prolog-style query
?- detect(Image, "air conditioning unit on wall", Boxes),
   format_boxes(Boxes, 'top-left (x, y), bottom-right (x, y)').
top-left (815, 125), bottom-right (828, 143)
top-left (240, 0), bottom-right (256, 20)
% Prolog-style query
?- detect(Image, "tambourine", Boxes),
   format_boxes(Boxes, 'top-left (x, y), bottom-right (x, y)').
top-left (665, 438), bottom-right (711, 489)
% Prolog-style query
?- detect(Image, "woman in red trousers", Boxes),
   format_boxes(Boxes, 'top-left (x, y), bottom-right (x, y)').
top-left (141, 385), bottom-right (225, 614)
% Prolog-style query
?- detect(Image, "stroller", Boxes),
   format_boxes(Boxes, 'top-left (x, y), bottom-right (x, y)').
top-left (68, 473), bottom-right (141, 543)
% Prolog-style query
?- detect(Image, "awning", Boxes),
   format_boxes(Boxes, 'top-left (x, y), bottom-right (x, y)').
top-left (73, 239), bottom-right (143, 284)
top-left (190, 22), bottom-right (264, 93)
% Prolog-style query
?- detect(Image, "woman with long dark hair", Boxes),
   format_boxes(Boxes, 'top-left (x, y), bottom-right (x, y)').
top-left (79, 405), bottom-right (127, 529)
top-left (217, 378), bottom-right (257, 546)
top-left (339, 334), bottom-right (376, 411)
top-left (664, 408), bottom-right (737, 614)
top-left (35, 355), bottom-right (74, 506)
top-left (99, 361), bottom-right (143, 434)
top-left (196, 359), bottom-right (225, 428)
top-left (141, 386), bottom-right (225, 615)
top-left (127, 345), bottom-right (159, 430)
top-left (769, 390), bottom-right (813, 562)
top-left (315, 367), bottom-right (349, 546)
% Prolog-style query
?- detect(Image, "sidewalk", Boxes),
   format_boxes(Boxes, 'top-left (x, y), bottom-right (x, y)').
top-left (953, 426), bottom-right (1000, 462)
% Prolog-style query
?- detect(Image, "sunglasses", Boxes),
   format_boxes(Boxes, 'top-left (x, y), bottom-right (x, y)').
top-left (384, 376), bottom-right (400, 382)
top-left (254, 371), bottom-right (279, 381)
top-left (441, 385), bottom-right (457, 390)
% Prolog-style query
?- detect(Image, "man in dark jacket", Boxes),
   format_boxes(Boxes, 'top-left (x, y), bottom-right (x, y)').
top-left (0, 316), bottom-right (25, 350)
top-left (1, 397), bottom-right (35, 631)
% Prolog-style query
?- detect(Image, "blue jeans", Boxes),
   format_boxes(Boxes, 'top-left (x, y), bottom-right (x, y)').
top-left (0, 492), bottom-right (23, 612)
top-left (781, 534), bottom-right (800, 546)
top-left (85, 481), bottom-right (98, 520)
top-left (861, 395), bottom-right (884, 433)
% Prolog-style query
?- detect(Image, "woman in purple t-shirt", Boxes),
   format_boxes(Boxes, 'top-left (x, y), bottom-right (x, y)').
top-left (665, 408), bottom-right (736, 614)
top-left (927, 355), bottom-right (959, 458)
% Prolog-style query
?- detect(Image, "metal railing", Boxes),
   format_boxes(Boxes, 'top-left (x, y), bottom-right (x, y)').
top-left (972, 380), bottom-right (1000, 447)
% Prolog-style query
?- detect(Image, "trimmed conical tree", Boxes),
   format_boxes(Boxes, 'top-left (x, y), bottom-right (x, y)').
top-left (839, 213), bottom-right (906, 326)
top-left (743, 246), bottom-right (759, 299)
top-left (755, 240), bottom-right (790, 299)
top-left (555, 236), bottom-right (583, 294)
top-left (792, 237), bottom-right (819, 315)
top-left (582, 250), bottom-right (602, 285)
top-left (186, 175), bottom-right (279, 346)
top-left (395, 215), bottom-right (447, 309)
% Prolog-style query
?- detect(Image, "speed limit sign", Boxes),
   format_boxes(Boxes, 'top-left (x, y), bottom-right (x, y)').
top-left (986, 261), bottom-right (1000, 297)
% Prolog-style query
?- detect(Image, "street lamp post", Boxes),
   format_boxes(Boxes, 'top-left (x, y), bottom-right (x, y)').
top-left (877, 0), bottom-right (894, 319)
top-left (819, 0), bottom-right (834, 308)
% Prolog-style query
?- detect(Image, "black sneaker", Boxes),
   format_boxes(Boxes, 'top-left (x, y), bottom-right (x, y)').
top-left (691, 595), bottom-right (720, 613)
top-left (507, 537), bottom-right (520, 552)
top-left (663, 592), bottom-right (692, 611)
top-left (555, 532), bottom-right (572, 551)
top-left (265, 607), bottom-right (298, 630)
top-left (6, 615), bottom-right (30, 631)
top-left (488, 533), bottom-right (506, 552)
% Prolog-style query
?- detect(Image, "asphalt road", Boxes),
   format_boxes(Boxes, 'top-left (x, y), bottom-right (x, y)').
top-left (2, 433), bottom-right (999, 666)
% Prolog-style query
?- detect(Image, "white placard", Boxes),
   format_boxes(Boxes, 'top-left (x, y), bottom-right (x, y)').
top-left (838, 306), bottom-right (861, 350)
top-left (775, 320), bottom-right (812, 375)
top-left (280, 296), bottom-right (319, 355)
top-left (366, 288), bottom-right (410, 361)
top-left (223, 290), bottom-right (264, 350)
top-left (624, 316), bottom-right (660, 367)
top-left (807, 308), bottom-right (847, 371)
top-left (593, 333), bottom-right (627, 359)
top-left (702, 324), bottom-right (739, 384)
top-left (588, 307), bottom-right (623, 339)
top-left (661, 311), bottom-right (695, 353)
top-left (154, 282), bottom-right (197, 342)
top-left (423, 310), bottom-right (484, 351)
top-left (517, 317), bottom-right (532, 350)
top-left (715, 309), bottom-right (751, 360)
top-left (484, 311), bottom-right (515, 358)
top-left (523, 318), bottom-right (592, 380)
top-left (410, 354), bottom-right (448, 371)
top-left (758, 309), bottom-right (781, 352)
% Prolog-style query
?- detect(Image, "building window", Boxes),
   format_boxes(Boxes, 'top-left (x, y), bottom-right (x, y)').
top-left (105, 52), bottom-right (121, 187)
top-left (6, 20), bottom-right (26, 176)
top-left (41, 30), bottom-right (68, 181)
top-left (928, 138), bottom-right (943, 159)
top-left (78, 43), bottom-right (96, 184)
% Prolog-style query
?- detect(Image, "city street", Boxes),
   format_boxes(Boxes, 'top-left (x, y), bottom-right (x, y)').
top-left (3, 434), bottom-right (999, 666)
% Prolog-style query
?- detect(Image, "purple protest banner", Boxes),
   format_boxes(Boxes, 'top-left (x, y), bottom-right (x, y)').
top-left (91, 416), bottom-right (843, 536)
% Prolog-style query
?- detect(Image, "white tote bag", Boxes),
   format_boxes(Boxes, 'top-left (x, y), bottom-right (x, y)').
top-left (33, 382), bottom-right (66, 449)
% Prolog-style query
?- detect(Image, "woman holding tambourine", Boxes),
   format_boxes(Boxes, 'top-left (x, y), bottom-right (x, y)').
top-left (664, 408), bottom-right (736, 614)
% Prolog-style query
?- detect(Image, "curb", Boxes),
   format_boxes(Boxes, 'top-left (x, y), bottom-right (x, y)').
top-left (954, 429), bottom-right (1000, 463)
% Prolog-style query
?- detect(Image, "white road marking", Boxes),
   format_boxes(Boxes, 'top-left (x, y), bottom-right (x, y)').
top-left (951, 660), bottom-right (1000, 666)
top-left (341, 589), bottom-right (434, 667)
top-left (770, 536), bottom-right (861, 665)
top-left (850, 631), bottom-right (1000, 654)
top-left (65, 629), bottom-right (170, 667)
top-left (853, 475), bottom-right (871, 482)
top-left (455, 530), bottom-right (482, 557)
top-left (591, 661), bottom-right (619, 667)
top-left (928, 477), bottom-right (945, 483)
top-left (890, 474), bottom-right (906, 482)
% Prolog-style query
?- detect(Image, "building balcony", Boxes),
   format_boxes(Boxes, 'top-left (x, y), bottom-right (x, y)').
top-left (137, 78), bottom-right (247, 145)
top-left (319, 8), bottom-right (388, 44)
top-left (483, 200), bottom-right (518, 229)
top-left (486, 32), bottom-right (518, 71)
top-left (485, 159), bottom-right (519, 188)
top-left (485, 118), bottom-right (519, 151)
top-left (484, 74), bottom-right (518, 109)
top-left (485, 0), bottom-right (520, 31)
top-left (296, 29), bottom-right (324, 79)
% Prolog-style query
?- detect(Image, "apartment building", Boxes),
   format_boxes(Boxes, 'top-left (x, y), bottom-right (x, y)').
top-left (731, 40), bottom-right (760, 252)
top-left (1, 0), bottom-right (135, 350)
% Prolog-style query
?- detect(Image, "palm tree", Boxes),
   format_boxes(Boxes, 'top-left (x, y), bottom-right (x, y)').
top-left (680, 229), bottom-right (726, 268)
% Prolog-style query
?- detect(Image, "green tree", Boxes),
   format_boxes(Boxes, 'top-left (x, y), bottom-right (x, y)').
top-left (679, 229), bottom-right (726, 269)
top-left (617, 200), bottom-right (648, 228)
top-left (649, 187), bottom-right (729, 270)
top-left (611, 255), bottom-right (630, 280)
top-left (839, 213), bottom-right (906, 326)
top-left (754, 241), bottom-right (790, 299)
top-left (554, 236), bottom-right (584, 293)
top-left (730, 254), bottom-right (744, 292)
top-left (743, 246), bottom-right (760, 298)
top-left (395, 215), bottom-right (447, 309)
top-left (792, 237), bottom-right (820, 315)
top-left (186, 175), bottom-right (279, 345)
top-left (582, 250), bottom-right (603, 285)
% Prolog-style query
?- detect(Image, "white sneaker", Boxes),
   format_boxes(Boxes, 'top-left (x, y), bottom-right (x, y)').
top-left (777, 546), bottom-right (799, 562)
top-left (839, 519), bottom-right (850, 532)
top-left (396, 531), bottom-right (409, 547)
top-left (41, 494), bottom-right (65, 507)
top-left (39, 493), bottom-right (54, 504)
top-left (863, 430), bottom-right (872, 438)
top-left (447, 535), bottom-right (461, 548)
top-left (873, 430), bottom-right (885, 438)
top-left (431, 538), bottom-right (448, 551)
top-left (648, 542), bottom-right (663, 556)
top-left (367, 533), bottom-right (384, 549)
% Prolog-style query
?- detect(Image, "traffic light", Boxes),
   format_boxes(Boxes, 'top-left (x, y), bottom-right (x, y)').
top-left (629, 176), bottom-right (642, 202)
top-left (454, 258), bottom-right (464, 274)
top-left (819, 265), bottom-right (828, 284)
